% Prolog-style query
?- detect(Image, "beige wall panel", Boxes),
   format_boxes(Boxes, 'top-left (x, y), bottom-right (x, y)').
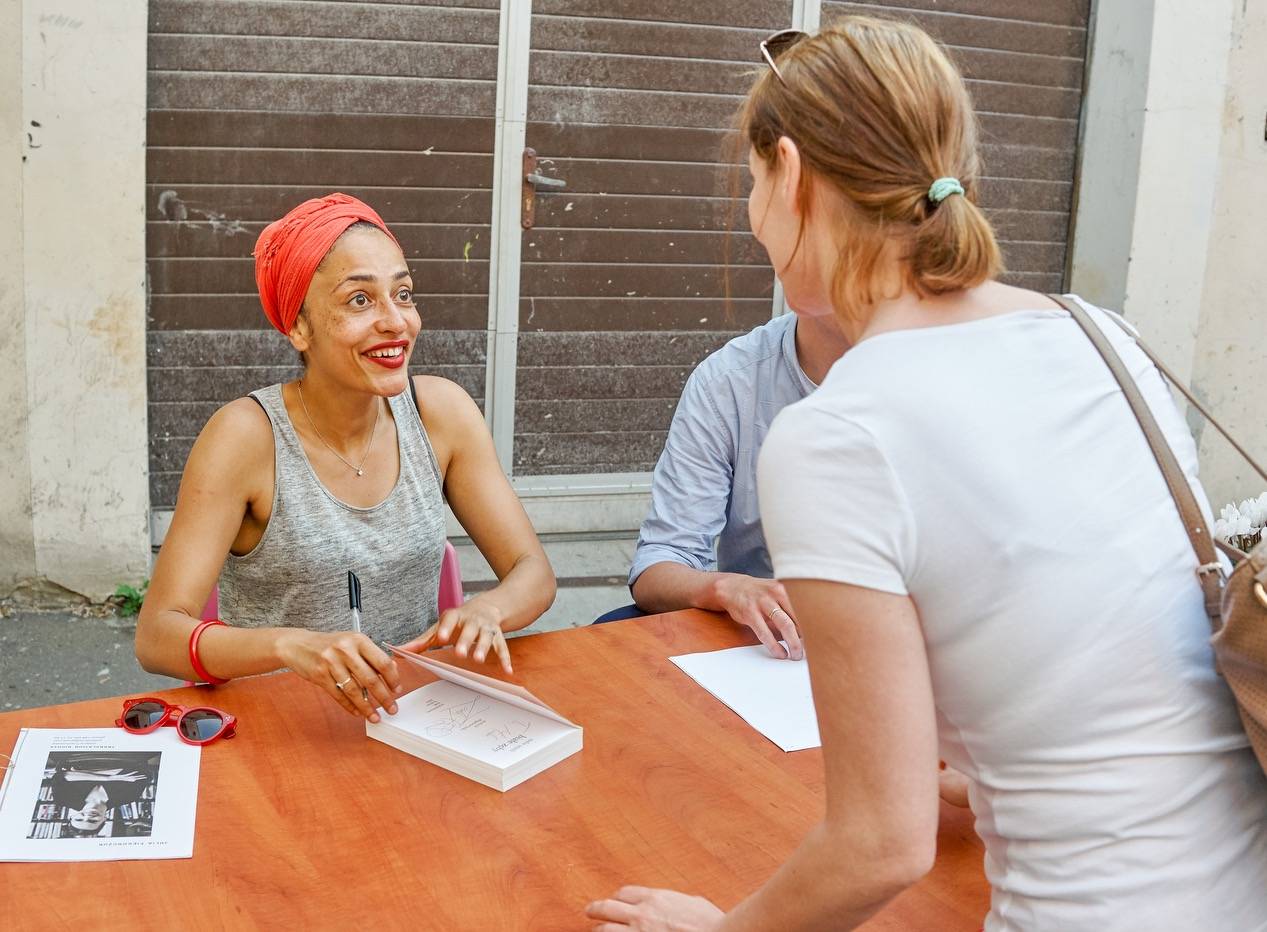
top-left (21, 0), bottom-right (151, 598)
top-left (0, 0), bottom-right (36, 591)
top-left (1191, 4), bottom-right (1267, 508)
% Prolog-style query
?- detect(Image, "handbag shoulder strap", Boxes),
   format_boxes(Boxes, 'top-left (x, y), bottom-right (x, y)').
top-left (1119, 331), bottom-right (1267, 486)
top-left (1047, 294), bottom-right (1224, 619)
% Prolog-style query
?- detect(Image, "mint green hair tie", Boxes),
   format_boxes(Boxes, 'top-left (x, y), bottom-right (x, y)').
top-left (928, 176), bottom-right (964, 204)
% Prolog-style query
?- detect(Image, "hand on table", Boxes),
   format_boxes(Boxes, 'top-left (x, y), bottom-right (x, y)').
top-left (400, 599), bottom-right (513, 674)
top-left (586, 886), bottom-right (724, 931)
top-left (275, 629), bottom-right (402, 723)
top-left (713, 574), bottom-right (802, 660)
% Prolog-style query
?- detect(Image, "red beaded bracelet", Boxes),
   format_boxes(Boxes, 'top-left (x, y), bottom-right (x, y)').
top-left (188, 619), bottom-right (229, 685)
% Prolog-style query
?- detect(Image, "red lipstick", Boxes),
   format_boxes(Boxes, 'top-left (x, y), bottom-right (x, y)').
top-left (363, 340), bottom-right (409, 370)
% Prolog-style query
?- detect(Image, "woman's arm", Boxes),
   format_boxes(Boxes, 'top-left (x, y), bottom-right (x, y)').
top-left (135, 400), bottom-right (403, 720)
top-left (135, 399), bottom-right (281, 680)
top-left (403, 377), bottom-right (556, 671)
top-left (720, 581), bottom-right (938, 928)
top-left (587, 580), bottom-right (938, 930)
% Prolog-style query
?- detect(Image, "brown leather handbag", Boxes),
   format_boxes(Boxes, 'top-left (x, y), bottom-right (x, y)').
top-left (1051, 294), bottom-right (1267, 774)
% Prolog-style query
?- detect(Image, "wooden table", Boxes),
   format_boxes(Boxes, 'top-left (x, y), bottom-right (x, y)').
top-left (0, 610), bottom-right (987, 930)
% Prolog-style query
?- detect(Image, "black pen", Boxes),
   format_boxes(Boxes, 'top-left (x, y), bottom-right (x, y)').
top-left (346, 571), bottom-right (370, 702)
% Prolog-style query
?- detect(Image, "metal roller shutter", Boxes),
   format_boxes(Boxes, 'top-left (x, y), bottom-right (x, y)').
top-left (822, 1), bottom-right (1090, 291)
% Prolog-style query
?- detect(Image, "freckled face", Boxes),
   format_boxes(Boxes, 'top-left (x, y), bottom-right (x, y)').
top-left (294, 226), bottom-right (421, 396)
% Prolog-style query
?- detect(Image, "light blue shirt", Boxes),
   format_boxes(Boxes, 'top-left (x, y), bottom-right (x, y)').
top-left (630, 314), bottom-right (817, 585)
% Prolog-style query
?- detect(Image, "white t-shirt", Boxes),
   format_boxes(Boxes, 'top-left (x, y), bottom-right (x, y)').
top-left (758, 298), bottom-right (1267, 931)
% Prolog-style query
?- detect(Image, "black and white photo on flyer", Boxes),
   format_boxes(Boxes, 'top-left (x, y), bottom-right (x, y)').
top-left (0, 728), bottom-right (200, 862)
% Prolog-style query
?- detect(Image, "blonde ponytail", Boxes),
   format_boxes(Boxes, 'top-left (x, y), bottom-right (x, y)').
top-left (741, 15), bottom-right (1003, 320)
top-left (909, 179), bottom-right (1002, 295)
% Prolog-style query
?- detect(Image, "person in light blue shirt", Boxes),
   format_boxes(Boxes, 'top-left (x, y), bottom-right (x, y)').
top-left (608, 311), bottom-right (849, 657)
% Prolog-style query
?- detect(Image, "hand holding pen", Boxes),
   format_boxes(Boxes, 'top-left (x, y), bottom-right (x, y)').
top-left (347, 572), bottom-right (372, 703)
top-left (271, 619), bottom-right (401, 724)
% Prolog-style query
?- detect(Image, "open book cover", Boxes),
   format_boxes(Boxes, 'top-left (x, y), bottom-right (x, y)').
top-left (367, 648), bottom-right (582, 792)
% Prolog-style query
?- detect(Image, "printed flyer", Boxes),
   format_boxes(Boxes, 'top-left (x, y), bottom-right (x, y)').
top-left (0, 728), bottom-right (200, 861)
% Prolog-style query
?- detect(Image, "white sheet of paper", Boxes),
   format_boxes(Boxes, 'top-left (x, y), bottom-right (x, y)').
top-left (0, 728), bottom-right (201, 861)
top-left (390, 680), bottom-right (577, 765)
top-left (670, 645), bottom-right (821, 752)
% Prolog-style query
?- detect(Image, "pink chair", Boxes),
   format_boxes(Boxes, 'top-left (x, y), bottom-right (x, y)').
top-left (437, 540), bottom-right (464, 614)
top-left (197, 542), bottom-right (462, 620)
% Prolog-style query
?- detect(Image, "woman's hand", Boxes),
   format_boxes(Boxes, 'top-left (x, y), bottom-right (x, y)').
top-left (274, 629), bottom-right (403, 723)
top-left (400, 599), bottom-right (513, 674)
top-left (585, 887), bottom-right (724, 931)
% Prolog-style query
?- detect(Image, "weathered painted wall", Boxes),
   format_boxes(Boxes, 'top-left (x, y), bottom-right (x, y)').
top-left (1070, 0), bottom-right (1265, 509)
top-left (1070, 0), bottom-right (1232, 385)
top-left (1065, 0), bottom-right (1153, 314)
top-left (3, 0), bottom-right (150, 600)
top-left (0, 0), bottom-right (37, 590)
top-left (1189, 3), bottom-right (1267, 509)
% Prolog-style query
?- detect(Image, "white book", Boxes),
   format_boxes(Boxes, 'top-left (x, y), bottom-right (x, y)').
top-left (367, 648), bottom-right (582, 791)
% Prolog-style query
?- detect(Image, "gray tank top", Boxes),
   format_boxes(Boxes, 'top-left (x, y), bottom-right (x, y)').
top-left (218, 383), bottom-right (445, 645)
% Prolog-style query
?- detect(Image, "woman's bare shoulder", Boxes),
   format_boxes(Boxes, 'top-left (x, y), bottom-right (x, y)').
top-left (411, 375), bottom-right (482, 425)
top-left (187, 396), bottom-right (275, 478)
top-left (410, 375), bottom-right (489, 471)
top-left (412, 373), bottom-right (474, 401)
top-left (205, 396), bottom-right (273, 443)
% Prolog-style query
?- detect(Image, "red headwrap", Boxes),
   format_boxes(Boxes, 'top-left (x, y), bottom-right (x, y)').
top-left (252, 193), bottom-right (401, 335)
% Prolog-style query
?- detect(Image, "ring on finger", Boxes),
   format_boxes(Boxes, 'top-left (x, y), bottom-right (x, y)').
top-left (334, 675), bottom-right (354, 691)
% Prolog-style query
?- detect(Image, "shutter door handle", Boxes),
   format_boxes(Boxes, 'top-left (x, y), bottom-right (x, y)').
top-left (525, 173), bottom-right (566, 189)
top-left (522, 147), bottom-right (567, 230)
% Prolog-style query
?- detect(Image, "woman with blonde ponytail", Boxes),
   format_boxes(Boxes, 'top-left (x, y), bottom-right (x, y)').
top-left (588, 16), bottom-right (1267, 932)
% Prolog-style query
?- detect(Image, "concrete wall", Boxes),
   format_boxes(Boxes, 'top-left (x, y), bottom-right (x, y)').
top-left (1, 1), bottom-right (150, 601)
top-left (1189, 4), bottom-right (1267, 507)
top-left (1070, 0), bottom-right (1266, 509)
top-left (0, 0), bottom-right (37, 590)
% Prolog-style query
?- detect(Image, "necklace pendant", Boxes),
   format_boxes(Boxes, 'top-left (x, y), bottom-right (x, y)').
top-left (356, 468), bottom-right (364, 477)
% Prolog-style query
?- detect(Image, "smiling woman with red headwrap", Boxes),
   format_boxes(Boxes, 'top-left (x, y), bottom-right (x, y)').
top-left (135, 194), bottom-right (556, 723)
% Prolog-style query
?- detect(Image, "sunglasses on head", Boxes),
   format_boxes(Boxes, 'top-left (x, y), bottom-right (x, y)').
top-left (115, 697), bottom-right (238, 746)
top-left (759, 29), bottom-right (809, 86)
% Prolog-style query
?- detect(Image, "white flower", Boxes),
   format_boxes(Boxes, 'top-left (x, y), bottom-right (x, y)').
top-left (1216, 515), bottom-right (1252, 541)
top-left (1213, 492), bottom-right (1267, 541)
top-left (1244, 493), bottom-right (1267, 528)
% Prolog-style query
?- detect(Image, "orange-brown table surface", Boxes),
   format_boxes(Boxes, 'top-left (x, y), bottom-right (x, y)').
top-left (0, 610), bottom-right (987, 931)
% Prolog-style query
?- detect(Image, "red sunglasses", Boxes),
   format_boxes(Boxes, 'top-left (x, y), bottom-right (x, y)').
top-left (115, 697), bottom-right (238, 746)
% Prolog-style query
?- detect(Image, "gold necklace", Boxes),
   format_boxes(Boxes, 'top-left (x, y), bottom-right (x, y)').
top-left (296, 382), bottom-right (381, 477)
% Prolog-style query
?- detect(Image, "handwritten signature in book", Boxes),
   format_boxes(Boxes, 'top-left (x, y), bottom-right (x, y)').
top-left (487, 718), bottom-right (532, 753)
top-left (487, 719), bottom-right (532, 742)
top-left (424, 697), bottom-right (490, 738)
